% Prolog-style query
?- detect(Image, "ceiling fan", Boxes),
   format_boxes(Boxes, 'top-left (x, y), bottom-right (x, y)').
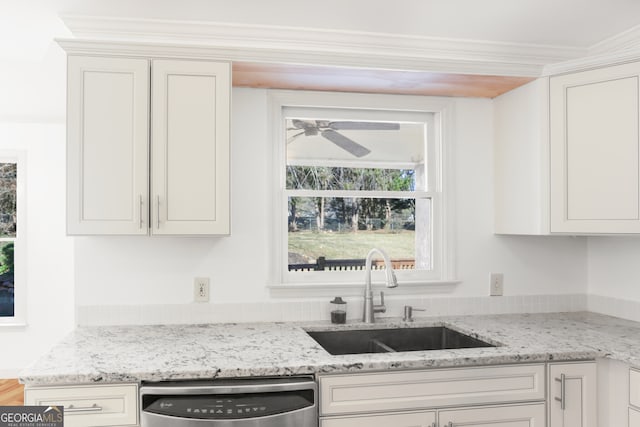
top-left (287, 119), bottom-right (400, 158)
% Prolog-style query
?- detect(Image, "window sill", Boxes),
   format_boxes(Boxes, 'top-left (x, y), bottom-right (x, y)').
top-left (268, 279), bottom-right (460, 298)
top-left (0, 321), bottom-right (27, 329)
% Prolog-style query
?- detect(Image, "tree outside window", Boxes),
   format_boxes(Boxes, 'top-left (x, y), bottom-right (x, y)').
top-left (0, 162), bottom-right (17, 317)
top-left (284, 114), bottom-right (432, 273)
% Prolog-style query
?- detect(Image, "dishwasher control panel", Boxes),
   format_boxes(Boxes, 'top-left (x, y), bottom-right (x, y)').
top-left (144, 391), bottom-right (313, 419)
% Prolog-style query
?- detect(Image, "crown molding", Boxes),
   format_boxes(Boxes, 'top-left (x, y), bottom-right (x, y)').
top-left (59, 15), bottom-right (587, 77)
top-left (589, 23), bottom-right (640, 56)
top-left (542, 46), bottom-right (640, 76)
top-left (543, 23), bottom-right (640, 75)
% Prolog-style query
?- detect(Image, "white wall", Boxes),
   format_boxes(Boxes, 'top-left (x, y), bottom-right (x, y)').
top-left (74, 89), bottom-right (588, 314)
top-left (585, 238), bottom-right (640, 322)
top-left (0, 38), bottom-right (74, 375)
top-left (454, 98), bottom-right (586, 296)
top-left (75, 88), bottom-right (271, 305)
top-left (0, 123), bottom-right (74, 376)
top-left (588, 238), bottom-right (640, 301)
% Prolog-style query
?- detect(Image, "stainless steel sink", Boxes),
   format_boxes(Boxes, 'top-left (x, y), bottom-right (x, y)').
top-left (306, 326), bottom-right (495, 355)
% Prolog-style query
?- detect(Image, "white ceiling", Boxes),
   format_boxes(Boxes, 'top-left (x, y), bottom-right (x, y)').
top-left (3, 0), bottom-right (640, 62)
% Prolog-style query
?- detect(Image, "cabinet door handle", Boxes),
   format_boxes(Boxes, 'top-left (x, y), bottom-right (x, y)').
top-left (66, 403), bottom-right (103, 413)
top-left (445, 422), bottom-right (454, 427)
top-left (554, 374), bottom-right (566, 410)
top-left (156, 195), bottom-right (160, 229)
top-left (139, 195), bottom-right (144, 229)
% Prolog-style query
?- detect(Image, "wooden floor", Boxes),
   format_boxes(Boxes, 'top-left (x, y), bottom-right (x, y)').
top-left (0, 379), bottom-right (24, 405)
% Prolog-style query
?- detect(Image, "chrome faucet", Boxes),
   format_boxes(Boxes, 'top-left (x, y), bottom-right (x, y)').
top-left (363, 248), bottom-right (398, 323)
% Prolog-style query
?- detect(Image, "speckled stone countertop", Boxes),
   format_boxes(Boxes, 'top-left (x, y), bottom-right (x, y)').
top-left (19, 312), bottom-right (640, 385)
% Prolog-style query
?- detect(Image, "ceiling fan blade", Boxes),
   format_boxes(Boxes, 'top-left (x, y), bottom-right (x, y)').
top-left (328, 121), bottom-right (400, 131)
top-left (321, 129), bottom-right (371, 157)
top-left (287, 131), bottom-right (306, 144)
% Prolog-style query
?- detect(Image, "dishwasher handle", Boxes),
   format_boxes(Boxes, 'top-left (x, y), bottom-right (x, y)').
top-left (140, 377), bottom-right (317, 396)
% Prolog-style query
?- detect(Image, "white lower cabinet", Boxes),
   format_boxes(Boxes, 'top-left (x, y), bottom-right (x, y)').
top-left (630, 368), bottom-right (640, 427)
top-left (320, 404), bottom-right (545, 427)
top-left (319, 364), bottom-right (547, 427)
top-left (320, 364), bottom-right (545, 416)
top-left (548, 362), bottom-right (597, 427)
top-left (24, 383), bottom-right (138, 427)
top-left (631, 368), bottom-right (640, 408)
top-left (321, 411), bottom-right (436, 427)
top-left (439, 403), bottom-right (546, 427)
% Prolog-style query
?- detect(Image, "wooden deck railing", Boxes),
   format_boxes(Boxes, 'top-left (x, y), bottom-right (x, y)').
top-left (288, 257), bottom-right (415, 272)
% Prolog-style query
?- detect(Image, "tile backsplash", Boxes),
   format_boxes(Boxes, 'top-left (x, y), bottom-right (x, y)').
top-left (76, 294), bottom-right (589, 326)
top-left (587, 294), bottom-right (640, 323)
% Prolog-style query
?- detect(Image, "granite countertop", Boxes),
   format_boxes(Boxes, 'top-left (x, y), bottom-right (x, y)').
top-left (19, 311), bottom-right (640, 385)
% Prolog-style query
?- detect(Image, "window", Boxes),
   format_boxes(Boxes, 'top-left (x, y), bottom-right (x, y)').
top-left (0, 152), bottom-right (24, 325)
top-left (270, 92), bottom-right (454, 288)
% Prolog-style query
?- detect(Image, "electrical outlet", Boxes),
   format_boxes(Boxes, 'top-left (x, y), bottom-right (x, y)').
top-left (490, 273), bottom-right (504, 296)
top-left (194, 277), bottom-right (210, 303)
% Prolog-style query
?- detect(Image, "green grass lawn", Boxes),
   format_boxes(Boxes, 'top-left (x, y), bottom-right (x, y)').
top-left (288, 230), bottom-right (415, 261)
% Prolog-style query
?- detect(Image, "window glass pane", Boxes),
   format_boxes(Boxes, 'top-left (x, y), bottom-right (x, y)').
top-left (0, 163), bottom-right (17, 238)
top-left (288, 197), bottom-right (431, 271)
top-left (287, 166), bottom-right (416, 191)
top-left (0, 242), bottom-right (14, 317)
top-left (286, 118), bottom-right (426, 174)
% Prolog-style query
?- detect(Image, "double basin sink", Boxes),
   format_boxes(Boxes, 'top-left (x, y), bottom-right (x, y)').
top-left (307, 326), bottom-right (495, 355)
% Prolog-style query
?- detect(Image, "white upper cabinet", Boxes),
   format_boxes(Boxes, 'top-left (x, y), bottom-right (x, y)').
top-left (66, 54), bottom-right (230, 236)
top-left (550, 61), bottom-right (640, 233)
top-left (67, 56), bottom-right (150, 235)
top-left (494, 78), bottom-right (550, 235)
top-left (151, 60), bottom-right (230, 235)
top-left (495, 60), bottom-right (640, 235)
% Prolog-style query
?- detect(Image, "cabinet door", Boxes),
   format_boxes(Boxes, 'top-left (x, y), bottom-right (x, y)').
top-left (549, 362), bottom-right (597, 427)
top-left (630, 368), bottom-right (640, 427)
top-left (630, 407), bottom-right (640, 427)
top-left (319, 364), bottom-right (545, 416)
top-left (321, 411), bottom-right (435, 427)
top-left (550, 61), bottom-right (640, 233)
top-left (25, 383), bottom-right (138, 427)
top-left (631, 368), bottom-right (640, 408)
top-left (151, 59), bottom-right (230, 235)
top-left (67, 56), bottom-right (150, 235)
top-left (438, 403), bottom-right (545, 427)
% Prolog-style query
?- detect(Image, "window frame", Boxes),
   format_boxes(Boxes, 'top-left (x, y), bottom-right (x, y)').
top-left (268, 90), bottom-right (456, 292)
top-left (0, 151), bottom-right (26, 326)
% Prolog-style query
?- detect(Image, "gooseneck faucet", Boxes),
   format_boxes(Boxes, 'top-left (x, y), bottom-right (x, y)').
top-left (363, 248), bottom-right (398, 323)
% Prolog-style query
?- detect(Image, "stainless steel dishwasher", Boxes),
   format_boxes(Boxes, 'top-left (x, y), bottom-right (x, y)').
top-left (140, 376), bottom-right (317, 427)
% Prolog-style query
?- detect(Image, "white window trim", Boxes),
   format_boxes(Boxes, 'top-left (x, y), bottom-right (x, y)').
top-left (267, 90), bottom-right (457, 295)
top-left (0, 150), bottom-right (26, 326)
